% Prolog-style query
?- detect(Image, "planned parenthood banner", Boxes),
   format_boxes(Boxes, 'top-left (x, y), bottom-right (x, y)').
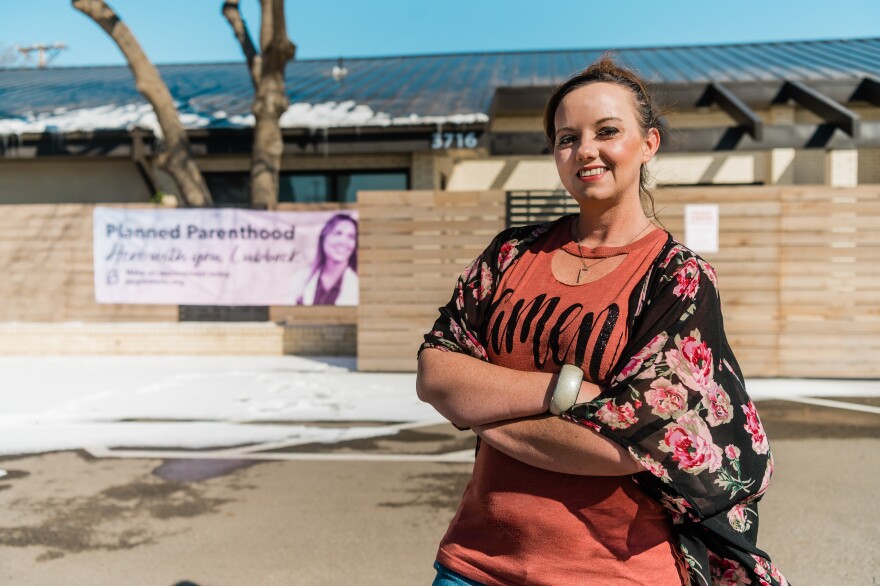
top-left (93, 207), bottom-right (359, 306)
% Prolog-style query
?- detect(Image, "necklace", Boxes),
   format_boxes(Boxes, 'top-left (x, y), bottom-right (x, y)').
top-left (571, 218), bottom-right (653, 283)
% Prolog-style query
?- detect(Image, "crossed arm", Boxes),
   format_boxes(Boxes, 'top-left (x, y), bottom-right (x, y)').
top-left (416, 348), bottom-right (642, 476)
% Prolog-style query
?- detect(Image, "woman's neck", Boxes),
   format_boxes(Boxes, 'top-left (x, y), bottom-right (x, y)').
top-left (319, 259), bottom-right (347, 283)
top-left (573, 198), bottom-right (651, 248)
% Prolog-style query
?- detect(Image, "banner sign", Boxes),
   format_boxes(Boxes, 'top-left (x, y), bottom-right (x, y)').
top-left (93, 207), bottom-right (359, 306)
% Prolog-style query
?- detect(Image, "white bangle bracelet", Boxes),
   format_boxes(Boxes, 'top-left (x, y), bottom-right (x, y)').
top-left (549, 364), bottom-right (584, 416)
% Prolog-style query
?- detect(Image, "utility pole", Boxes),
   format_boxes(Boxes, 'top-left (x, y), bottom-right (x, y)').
top-left (18, 43), bottom-right (67, 68)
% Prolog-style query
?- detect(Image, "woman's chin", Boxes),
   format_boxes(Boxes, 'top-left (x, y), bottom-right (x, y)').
top-left (326, 252), bottom-right (353, 264)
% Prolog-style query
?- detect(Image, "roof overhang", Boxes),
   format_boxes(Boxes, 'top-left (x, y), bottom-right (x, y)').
top-left (0, 123), bottom-right (488, 159)
top-left (488, 77), bottom-right (880, 154)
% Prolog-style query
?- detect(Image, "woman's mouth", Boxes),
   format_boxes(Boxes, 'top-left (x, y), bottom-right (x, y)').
top-left (577, 166), bottom-right (607, 181)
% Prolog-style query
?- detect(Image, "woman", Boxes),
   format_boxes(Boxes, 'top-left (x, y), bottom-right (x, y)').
top-left (294, 213), bottom-right (358, 306)
top-left (417, 57), bottom-right (787, 586)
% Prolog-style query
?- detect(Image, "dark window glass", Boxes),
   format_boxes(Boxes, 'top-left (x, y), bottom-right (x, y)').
top-left (206, 170), bottom-right (410, 204)
top-left (204, 173), bottom-right (250, 206)
top-left (337, 172), bottom-right (408, 202)
top-left (279, 174), bottom-right (331, 203)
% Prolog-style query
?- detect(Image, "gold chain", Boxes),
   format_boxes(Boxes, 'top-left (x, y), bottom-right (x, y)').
top-left (572, 218), bottom-right (653, 283)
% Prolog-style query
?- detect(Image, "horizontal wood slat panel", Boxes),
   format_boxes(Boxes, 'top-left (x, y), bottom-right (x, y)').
top-left (0, 204), bottom-right (177, 323)
top-left (357, 190), bottom-right (506, 371)
top-left (5, 185), bottom-right (877, 374)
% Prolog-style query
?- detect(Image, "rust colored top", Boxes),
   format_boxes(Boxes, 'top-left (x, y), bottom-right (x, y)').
top-left (437, 221), bottom-right (685, 586)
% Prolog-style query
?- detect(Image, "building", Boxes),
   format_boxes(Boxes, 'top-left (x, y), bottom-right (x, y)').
top-left (1, 37), bottom-right (879, 205)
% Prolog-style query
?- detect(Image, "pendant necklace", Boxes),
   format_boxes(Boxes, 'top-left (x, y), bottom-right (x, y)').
top-left (572, 219), bottom-right (653, 283)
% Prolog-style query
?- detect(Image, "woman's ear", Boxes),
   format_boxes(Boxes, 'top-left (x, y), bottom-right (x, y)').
top-left (641, 127), bottom-right (661, 163)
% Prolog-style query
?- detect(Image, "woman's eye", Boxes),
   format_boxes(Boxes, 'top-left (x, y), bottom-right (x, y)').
top-left (555, 135), bottom-right (575, 146)
top-left (597, 127), bottom-right (620, 138)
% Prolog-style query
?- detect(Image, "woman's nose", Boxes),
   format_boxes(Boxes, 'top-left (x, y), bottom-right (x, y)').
top-left (575, 137), bottom-right (597, 161)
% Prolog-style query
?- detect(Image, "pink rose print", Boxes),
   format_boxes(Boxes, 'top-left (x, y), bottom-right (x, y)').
top-left (596, 400), bottom-right (638, 430)
top-left (448, 319), bottom-right (487, 360)
top-left (661, 244), bottom-right (685, 268)
top-left (760, 454), bottom-right (773, 493)
top-left (645, 378), bottom-right (689, 419)
top-left (498, 240), bottom-right (519, 271)
top-left (472, 262), bottom-right (492, 301)
top-left (698, 258), bottom-right (719, 290)
top-left (673, 257), bottom-right (701, 299)
top-left (614, 332), bottom-right (669, 382)
top-left (627, 447), bottom-right (671, 483)
top-left (634, 276), bottom-right (651, 317)
top-left (709, 553), bottom-right (752, 586)
top-left (725, 444), bottom-right (741, 460)
top-left (665, 331), bottom-right (714, 393)
top-left (659, 411), bottom-right (723, 474)
top-left (659, 493), bottom-right (693, 525)
top-left (727, 503), bottom-right (752, 533)
top-left (753, 560), bottom-right (770, 586)
top-left (752, 554), bottom-right (788, 586)
top-left (564, 414), bottom-right (601, 433)
top-left (701, 381), bottom-right (733, 427)
top-left (746, 453), bottom-right (774, 504)
top-left (742, 401), bottom-right (769, 455)
top-left (460, 257), bottom-right (479, 282)
top-left (635, 364), bottom-right (657, 380)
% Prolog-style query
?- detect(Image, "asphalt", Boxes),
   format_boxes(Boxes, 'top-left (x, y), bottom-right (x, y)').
top-left (0, 398), bottom-right (878, 585)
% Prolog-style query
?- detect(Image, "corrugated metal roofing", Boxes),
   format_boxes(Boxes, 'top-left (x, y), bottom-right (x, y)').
top-left (0, 37), bottom-right (878, 127)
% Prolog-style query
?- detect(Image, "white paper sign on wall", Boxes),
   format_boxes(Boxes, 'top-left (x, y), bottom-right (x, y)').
top-left (684, 204), bottom-right (720, 253)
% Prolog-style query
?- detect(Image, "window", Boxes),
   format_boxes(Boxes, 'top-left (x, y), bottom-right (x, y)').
top-left (279, 170), bottom-right (409, 203)
top-left (204, 173), bottom-right (251, 206)
top-left (281, 174), bottom-right (330, 203)
top-left (337, 172), bottom-right (408, 202)
top-left (204, 169), bottom-right (409, 205)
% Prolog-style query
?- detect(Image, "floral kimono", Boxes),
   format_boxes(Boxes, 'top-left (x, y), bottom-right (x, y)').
top-left (420, 217), bottom-right (788, 586)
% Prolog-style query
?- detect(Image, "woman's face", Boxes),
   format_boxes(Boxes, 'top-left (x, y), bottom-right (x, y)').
top-left (552, 82), bottom-right (659, 207)
top-left (322, 220), bottom-right (357, 264)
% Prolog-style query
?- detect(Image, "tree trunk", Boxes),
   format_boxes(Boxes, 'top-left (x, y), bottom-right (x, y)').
top-left (72, 0), bottom-right (212, 206)
top-left (251, 0), bottom-right (295, 207)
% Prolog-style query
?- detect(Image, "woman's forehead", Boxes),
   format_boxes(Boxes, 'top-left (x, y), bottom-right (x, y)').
top-left (555, 83), bottom-right (638, 124)
top-left (332, 220), bottom-right (356, 232)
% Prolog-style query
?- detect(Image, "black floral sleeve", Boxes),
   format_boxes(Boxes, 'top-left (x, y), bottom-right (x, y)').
top-left (419, 223), bottom-right (554, 359)
top-left (565, 239), bottom-right (787, 586)
top-left (419, 219), bottom-right (788, 586)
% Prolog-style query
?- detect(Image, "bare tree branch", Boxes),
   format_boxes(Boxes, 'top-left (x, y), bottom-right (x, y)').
top-left (221, 0), bottom-right (261, 89)
top-left (72, 0), bottom-right (212, 206)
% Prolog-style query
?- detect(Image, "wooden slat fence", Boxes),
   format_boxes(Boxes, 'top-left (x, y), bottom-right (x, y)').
top-left (3, 187), bottom-right (877, 373)
top-left (777, 186), bottom-right (880, 377)
top-left (654, 186), bottom-right (783, 378)
top-left (357, 186), bottom-right (880, 378)
top-left (0, 204), bottom-right (178, 322)
top-left (356, 190), bottom-right (506, 371)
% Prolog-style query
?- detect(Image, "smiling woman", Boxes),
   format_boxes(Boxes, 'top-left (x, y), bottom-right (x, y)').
top-left (292, 213), bottom-right (359, 306)
top-left (417, 56), bottom-right (787, 586)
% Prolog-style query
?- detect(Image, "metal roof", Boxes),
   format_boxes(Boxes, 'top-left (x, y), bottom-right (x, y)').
top-left (1, 37), bottom-right (878, 128)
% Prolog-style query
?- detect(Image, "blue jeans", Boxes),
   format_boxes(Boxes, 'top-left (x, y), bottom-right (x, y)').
top-left (432, 561), bottom-right (487, 586)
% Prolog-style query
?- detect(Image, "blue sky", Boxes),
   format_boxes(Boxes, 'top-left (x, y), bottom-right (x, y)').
top-left (3, 0), bottom-right (880, 67)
